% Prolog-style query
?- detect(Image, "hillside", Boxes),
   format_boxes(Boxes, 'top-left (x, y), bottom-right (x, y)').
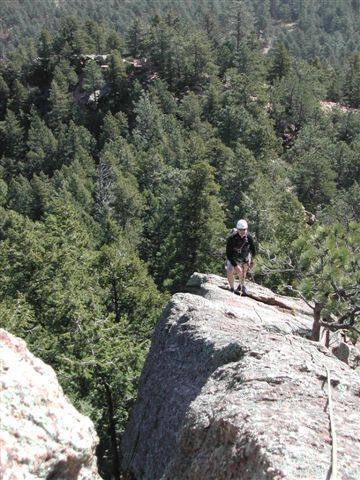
top-left (1, 0), bottom-right (359, 66)
top-left (0, 6), bottom-right (359, 479)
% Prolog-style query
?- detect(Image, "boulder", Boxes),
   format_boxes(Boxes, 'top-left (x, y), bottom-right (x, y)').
top-left (332, 342), bottom-right (360, 370)
top-left (122, 274), bottom-right (360, 480)
top-left (0, 329), bottom-right (101, 480)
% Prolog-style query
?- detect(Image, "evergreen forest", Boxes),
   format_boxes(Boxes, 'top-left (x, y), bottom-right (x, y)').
top-left (0, 1), bottom-right (359, 478)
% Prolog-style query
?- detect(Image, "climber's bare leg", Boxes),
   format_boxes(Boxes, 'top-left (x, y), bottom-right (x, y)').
top-left (227, 269), bottom-right (235, 290)
top-left (234, 265), bottom-right (244, 289)
top-left (242, 264), bottom-right (249, 284)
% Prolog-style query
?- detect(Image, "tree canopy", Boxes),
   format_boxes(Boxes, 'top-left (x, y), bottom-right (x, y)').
top-left (0, 4), bottom-right (359, 479)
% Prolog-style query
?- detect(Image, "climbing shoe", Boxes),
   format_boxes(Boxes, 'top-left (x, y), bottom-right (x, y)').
top-left (242, 285), bottom-right (248, 296)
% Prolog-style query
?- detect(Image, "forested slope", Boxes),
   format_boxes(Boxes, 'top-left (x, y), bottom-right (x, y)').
top-left (0, 3), bottom-right (359, 479)
top-left (1, 0), bottom-right (360, 67)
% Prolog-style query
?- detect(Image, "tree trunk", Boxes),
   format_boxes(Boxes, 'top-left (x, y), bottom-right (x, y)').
top-left (236, 11), bottom-right (241, 52)
top-left (104, 381), bottom-right (121, 480)
top-left (311, 301), bottom-right (322, 341)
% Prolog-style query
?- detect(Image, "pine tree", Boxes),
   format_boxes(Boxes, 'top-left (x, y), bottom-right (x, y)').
top-left (132, 93), bottom-right (165, 150)
top-left (106, 30), bottom-right (123, 51)
top-left (234, 33), bottom-right (265, 80)
top-left (185, 32), bottom-right (215, 86)
top-left (0, 109), bottom-right (25, 160)
top-left (95, 151), bottom-right (144, 238)
top-left (160, 161), bottom-right (226, 290)
top-left (48, 80), bottom-right (73, 129)
top-left (83, 60), bottom-right (104, 103)
top-left (105, 52), bottom-right (127, 111)
top-left (37, 29), bottom-right (55, 83)
top-left (100, 111), bottom-right (129, 146)
top-left (7, 175), bottom-right (34, 216)
top-left (255, 0), bottom-right (271, 32)
top-left (0, 168), bottom-right (8, 207)
top-left (8, 79), bottom-right (29, 115)
top-left (26, 110), bottom-right (58, 175)
top-left (126, 18), bottom-right (145, 58)
top-left (53, 59), bottom-right (78, 90)
top-left (57, 121), bottom-right (95, 165)
top-left (0, 75), bottom-right (10, 118)
top-left (288, 124), bottom-right (337, 211)
top-left (55, 16), bottom-right (88, 57)
top-left (226, 0), bottom-right (255, 52)
top-left (294, 222), bottom-right (360, 342)
top-left (268, 42), bottom-right (292, 83)
top-left (343, 52), bottom-right (360, 108)
top-left (84, 20), bottom-right (107, 53)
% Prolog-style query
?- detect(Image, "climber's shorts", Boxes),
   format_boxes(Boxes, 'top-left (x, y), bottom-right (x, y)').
top-left (225, 255), bottom-right (251, 272)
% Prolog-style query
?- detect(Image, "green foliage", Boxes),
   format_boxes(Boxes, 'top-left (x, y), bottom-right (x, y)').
top-left (48, 80), bottom-right (74, 129)
top-left (26, 110), bottom-right (58, 175)
top-left (105, 52), bottom-right (128, 111)
top-left (319, 182), bottom-right (360, 226)
top-left (241, 172), bottom-right (307, 290)
top-left (143, 17), bottom-right (216, 89)
top-left (216, 69), bottom-right (278, 160)
top-left (286, 124), bottom-right (339, 210)
top-left (160, 161), bottom-right (226, 290)
top-left (344, 52), bottom-right (360, 108)
top-left (0, 109), bottom-right (25, 160)
top-left (132, 93), bottom-right (166, 150)
top-left (126, 18), bottom-right (146, 58)
top-left (100, 111), bottom-right (129, 146)
top-left (270, 61), bottom-right (325, 132)
top-left (294, 222), bottom-right (360, 340)
top-left (0, 169), bottom-right (8, 207)
top-left (268, 42), bottom-right (292, 83)
top-left (82, 60), bottom-right (104, 101)
top-left (0, 75), bottom-right (10, 118)
top-left (0, 203), bottom-right (165, 479)
top-left (96, 151), bottom-right (144, 238)
top-left (0, 6), bottom-right (358, 479)
top-left (1, 1), bottom-right (359, 69)
top-left (7, 175), bottom-right (34, 216)
top-left (211, 141), bottom-right (258, 221)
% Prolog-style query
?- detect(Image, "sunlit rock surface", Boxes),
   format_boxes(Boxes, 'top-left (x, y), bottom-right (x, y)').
top-left (122, 273), bottom-right (360, 480)
top-left (0, 329), bottom-right (100, 480)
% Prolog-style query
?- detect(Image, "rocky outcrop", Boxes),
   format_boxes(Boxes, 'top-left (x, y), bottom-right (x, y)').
top-left (332, 341), bottom-right (360, 370)
top-left (122, 274), bottom-right (360, 480)
top-left (0, 329), bottom-right (101, 480)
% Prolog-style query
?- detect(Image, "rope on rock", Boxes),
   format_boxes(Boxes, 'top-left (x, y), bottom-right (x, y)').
top-left (326, 366), bottom-right (338, 480)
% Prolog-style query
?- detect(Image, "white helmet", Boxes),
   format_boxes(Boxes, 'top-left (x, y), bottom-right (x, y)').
top-left (236, 219), bottom-right (248, 230)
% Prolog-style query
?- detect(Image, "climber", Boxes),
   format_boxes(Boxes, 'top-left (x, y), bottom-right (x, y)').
top-left (225, 219), bottom-right (256, 295)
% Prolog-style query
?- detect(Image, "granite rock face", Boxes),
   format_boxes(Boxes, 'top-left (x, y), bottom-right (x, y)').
top-left (0, 329), bottom-right (101, 480)
top-left (122, 273), bottom-right (360, 480)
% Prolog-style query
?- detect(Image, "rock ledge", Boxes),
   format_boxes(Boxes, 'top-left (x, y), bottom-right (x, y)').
top-left (122, 274), bottom-right (360, 480)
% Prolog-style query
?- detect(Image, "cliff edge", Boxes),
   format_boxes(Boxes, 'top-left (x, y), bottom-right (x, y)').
top-left (122, 273), bottom-right (360, 480)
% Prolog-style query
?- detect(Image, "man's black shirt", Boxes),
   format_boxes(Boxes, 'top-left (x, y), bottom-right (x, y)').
top-left (226, 232), bottom-right (256, 267)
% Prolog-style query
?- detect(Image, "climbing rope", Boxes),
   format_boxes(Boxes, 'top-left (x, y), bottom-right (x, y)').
top-left (326, 366), bottom-right (338, 480)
